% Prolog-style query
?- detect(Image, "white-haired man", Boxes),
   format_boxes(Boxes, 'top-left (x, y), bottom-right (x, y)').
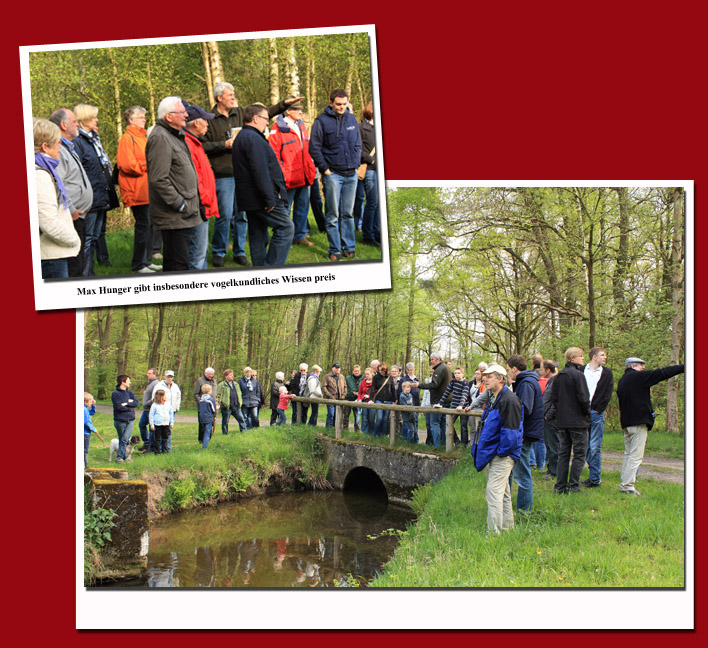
top-left (145, 96), bottom-right (201, 271)
top-left (194, 367), bottom-right (217, 406)
top-left (202, 82), bottom-right (303, 267)
top-left (289, 362), bottom-right (309, 424)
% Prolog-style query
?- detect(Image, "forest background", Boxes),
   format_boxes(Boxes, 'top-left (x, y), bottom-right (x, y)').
top-left (84, 185), bottom-right (686, 435)
top-left (29, 32), bottom-right (374, 229)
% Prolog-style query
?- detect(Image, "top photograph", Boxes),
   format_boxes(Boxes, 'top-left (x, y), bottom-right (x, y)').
top-left (21, 25), bottom-right (388, 310)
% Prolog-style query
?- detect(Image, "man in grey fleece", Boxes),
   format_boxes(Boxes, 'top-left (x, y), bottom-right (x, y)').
top-left (49, 108), bottom-right (94, 277)
top-left (137, 368), bottom-right (159, 451)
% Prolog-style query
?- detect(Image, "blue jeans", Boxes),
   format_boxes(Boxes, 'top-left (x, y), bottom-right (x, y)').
top-left (429, 412), bottom-right (444, 447)
top-left (202, 422), bottom-right (213, 449)
top-left (189, 219), bottom-right (209, 270)
top-left (287, 186), bottom-right (311, 241)
top-left (530, 439), bottom-right (547, 470)
top-left (308, 403), bottom-right (319, 426)
top-left (361, 169), bottom-right (380, 242)
top-left (241, 405), bottom-right (259, 430)
top-left (41, 258), bottom-right (69, 278)
top-left (374, 401), bottom-right (392, 437)
top-left (83, 209), bottom-right (106, 276)
top-left (138, 410), bottom-right (150, 446)
top-left (276, 408), bottom-right (287, 425)
top-left (213, 177), bottom-right (248, 258)
top-left (512, 439), bottom-right (533, 512)
top-left (322, 172), bottom-right (357, 256)
top-left (586, 410), bottom-right (606, 484)
top-left (84, 433), bottom-right (90, 468)
top-left (114, 419), bottom-right (135, 461)
top-left (361, 406), bottom-right (375, 434)
top-left (246, 202), bottom-right (294, 266)
top-left (353, 179), bottom-right (365, 230)
top-left (221, 407), bottom-right (246, 434)
top-left (326, 404), bottom-right (337, 428)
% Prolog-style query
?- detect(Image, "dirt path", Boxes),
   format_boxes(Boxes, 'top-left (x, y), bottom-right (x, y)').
top-left (95, 405), bottom-right (685, 484)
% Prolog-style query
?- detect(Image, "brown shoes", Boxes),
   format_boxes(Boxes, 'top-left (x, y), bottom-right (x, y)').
top-left (294, 238), bottom-right (315, 247)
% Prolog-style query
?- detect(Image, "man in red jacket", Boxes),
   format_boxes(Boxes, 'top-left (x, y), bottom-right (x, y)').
top-left (269, 98), bottom-right (317, 247)
top-left (183, 102), bottom-right (220, 270)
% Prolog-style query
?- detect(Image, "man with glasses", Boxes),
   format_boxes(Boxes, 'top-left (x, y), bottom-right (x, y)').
top-left (203, 82), bottom-right (302, 267)
top-left (232, 105), bottom-right (294, 266)
top-left (146, 96), bottom-right (201, 271)
top-left (309, 89), bottom-right (362, 261)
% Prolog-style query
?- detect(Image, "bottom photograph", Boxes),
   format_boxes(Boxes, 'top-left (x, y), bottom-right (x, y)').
top-left (81, 186), bottom-right (686, 590)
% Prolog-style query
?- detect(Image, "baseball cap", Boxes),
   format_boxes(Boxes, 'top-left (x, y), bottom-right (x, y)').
top-left (482, 363), bottom-right (507, 376)
top-left (182, 100), bottom-right (215, 121)
top-left (164, 370), bottom-right (175, 377)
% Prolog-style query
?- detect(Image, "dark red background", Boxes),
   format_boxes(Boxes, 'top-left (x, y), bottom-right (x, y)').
top-left (6, 2), bottom-right (700, 639)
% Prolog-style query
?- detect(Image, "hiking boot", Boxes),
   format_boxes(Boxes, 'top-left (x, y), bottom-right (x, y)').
top-left (213, 255), bottom-right (224, 267)
top-left (234, 255), bottom-right (251, 266)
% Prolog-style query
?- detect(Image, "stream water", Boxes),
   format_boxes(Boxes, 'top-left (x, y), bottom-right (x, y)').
top-left (114, 490), bottom-right (415, 588)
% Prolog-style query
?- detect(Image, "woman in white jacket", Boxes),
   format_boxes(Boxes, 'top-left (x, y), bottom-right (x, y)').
top-left (34, 119), bottom-right (81, 278)
top-left (306, 364), bottom-right (323, 426)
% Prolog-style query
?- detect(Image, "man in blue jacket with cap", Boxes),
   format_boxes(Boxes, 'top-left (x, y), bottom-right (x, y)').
top-left (471, 364), bottom-right (523, 534)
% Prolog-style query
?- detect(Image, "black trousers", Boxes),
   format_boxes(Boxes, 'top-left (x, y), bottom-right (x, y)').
top-left (67, 217), bottom-right (85, 278)
top-left (131, 204), bottom-right (153, 271)
top-left (161, 227), bottom-right (192, 271)
top-left (544, 418), bottom-right (560, 476)
top-left (152, 425), bottom-right (171, 453)
top-left (555, 427), bottom-right (588, 492)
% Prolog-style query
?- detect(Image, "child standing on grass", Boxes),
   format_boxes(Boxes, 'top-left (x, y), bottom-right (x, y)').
top-left (149, 389), bottom-right (174, 454)
top-left (84, 392), bottom-right (96, 469)
top-left (398, 381), bottom-right (417, 443)
top-left (276, 385), bottom-right (293, 425)
top-left (199, 384), bottom-right (217, 449)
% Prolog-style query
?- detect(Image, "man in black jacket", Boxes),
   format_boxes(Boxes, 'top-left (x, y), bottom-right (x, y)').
top-left (549, 347), bottom-right (591, 494)
top-left (616, 357), bottom-right (685, 496)
top-left (582, 347), bottom-right (614, 488)
top-left (232, 105), bottom-right (294, 266)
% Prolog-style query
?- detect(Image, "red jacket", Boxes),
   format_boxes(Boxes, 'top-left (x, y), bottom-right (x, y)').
top-left (116, 125), bottom-right (149, 206)
top-left (268, 115), bottom-right (317, 189)
top-left (184, 129), bottom-right (220, 219)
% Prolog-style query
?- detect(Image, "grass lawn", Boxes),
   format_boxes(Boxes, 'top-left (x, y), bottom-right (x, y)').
top-left (94, 211), bottom-right (382, 277)
top-left (370, 456), bottom-right (685, 588)
top-left (601, 425), bottom-right (684, 459)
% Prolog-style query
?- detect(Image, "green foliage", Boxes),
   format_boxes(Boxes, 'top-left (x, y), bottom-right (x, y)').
top-left (161, 477), bottom-right (197, 511)
top-left (83, 484), bottom-right (117, 584)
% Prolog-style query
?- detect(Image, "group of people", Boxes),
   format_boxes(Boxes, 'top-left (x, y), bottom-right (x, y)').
top-left (82, 349), bottom-right (683, 539)
top-left (35, 84), bottom-right (381, 279)
top-left (470, 348), bottom-right (684, 535)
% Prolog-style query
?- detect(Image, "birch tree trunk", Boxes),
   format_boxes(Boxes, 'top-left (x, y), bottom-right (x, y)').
top-left (306, 39), bottom-right (316, 118)
top-left (666, 187), bottom-right (684, 433)
top-left (285, 38), bottom-right (300, 97)
top-left (345, 35), bottom-right (356, 99)
top-left (269, 38), bottom-right (280, 105)
top-left (202, 41), bottom-right (224, 106)
top-left (146, 49), bottom-right (157, 125)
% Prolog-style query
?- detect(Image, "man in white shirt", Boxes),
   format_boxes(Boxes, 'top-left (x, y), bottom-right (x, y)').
top-left (582, 347), bottom-right (613, 488)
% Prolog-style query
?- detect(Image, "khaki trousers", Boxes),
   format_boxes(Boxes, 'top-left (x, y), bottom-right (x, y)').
top-left (486, 455), bottom-right (515, 533)
top-left (620, 424), bottom-right (648, 492)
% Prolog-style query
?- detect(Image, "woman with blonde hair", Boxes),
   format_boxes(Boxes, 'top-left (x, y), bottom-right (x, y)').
top-left (34, 118), bottom-right (80, 278)
top-left (73, 103), bottom-right (117, 275)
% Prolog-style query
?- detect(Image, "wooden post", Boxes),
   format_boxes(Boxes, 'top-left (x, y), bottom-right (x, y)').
top-left (335, 405), bottom-right (343, 439)
top-left (446, 414), bottom-right (454, 453)
top-left (296, 401), bottom-right (302, 424)
top-left (389, 408), bottom-right (396, 446)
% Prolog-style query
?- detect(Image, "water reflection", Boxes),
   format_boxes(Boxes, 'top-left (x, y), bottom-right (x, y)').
top-left (141, 491), bottom-right (415, 588)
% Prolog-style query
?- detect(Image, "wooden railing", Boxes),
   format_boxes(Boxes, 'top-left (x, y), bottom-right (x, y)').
top-left (290, 395), bottom-right (483, 453)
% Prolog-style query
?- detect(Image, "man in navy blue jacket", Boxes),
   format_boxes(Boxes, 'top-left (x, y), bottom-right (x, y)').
top-left (507, 354), bottom-right (544, 512)
top-left (471, 364), bottom-right (523, 534)
top-left (616, 357), bottom-right (684, 496)
top-left (309, 89), bottom-right (362, 261)
top-left (232, 105), bottom-right (294, 266)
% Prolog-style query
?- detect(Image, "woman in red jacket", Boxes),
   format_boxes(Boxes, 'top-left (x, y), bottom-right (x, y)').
top-left (117, 106), bottom-right (158, 274)
top-left (268, 98), bottom-right (317, 247)
top-left (183, 102), bottom-right (220, 270)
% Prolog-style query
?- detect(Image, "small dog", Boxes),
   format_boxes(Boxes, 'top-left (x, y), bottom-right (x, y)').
top-left (109, 435), bottom-right (141, 462)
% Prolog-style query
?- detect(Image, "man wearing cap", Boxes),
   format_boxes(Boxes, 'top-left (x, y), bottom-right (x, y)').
top-left (232, 105), bottom-right (295, 266)
top-left (616, 357), bottom-right (684, 496)
top-left (322, 363), bottom-right (347, 429)
top-left (202, 82), bottom-right (303, 267)
top-left (309, 89), bottom-right (362, 261)
top-left (268, 98), bottom-right (317, 247)
top-left (549, 347), bottom-right (591, 494)
top-left (146, 96), bottom-right (201, 271)
top-left (183, 102), bottom-right (220, 270)
top-left (582, 347), bottom-right (614, 488)
top-left (151, 370), bottom-right (182, 451)
top-left (137, 367), bottom-right (159, 452)
top-left (471, 364), bottom-right (523, 534)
